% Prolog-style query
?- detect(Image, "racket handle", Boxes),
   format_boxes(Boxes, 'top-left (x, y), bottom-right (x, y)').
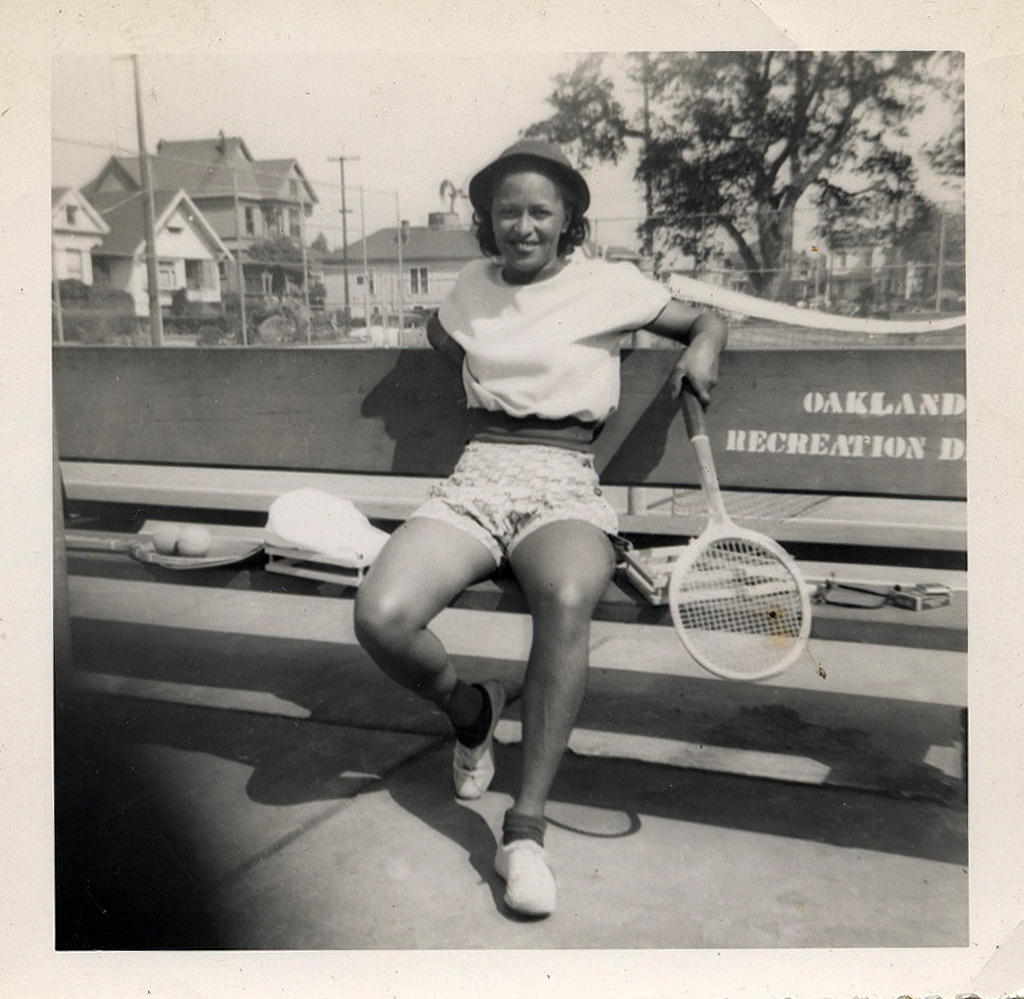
top-left (681, 383), bottom-right (728, 522)
top-left (681, 383), bottom-right (708, 441)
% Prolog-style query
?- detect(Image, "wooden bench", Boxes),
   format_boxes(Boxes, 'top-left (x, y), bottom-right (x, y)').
top-left (54, 344), bottom-right (968, 797)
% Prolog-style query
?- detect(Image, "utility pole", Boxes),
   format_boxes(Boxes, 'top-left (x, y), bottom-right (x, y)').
top-left (298, 191), bottom-right (310, 344)
top-left (395, 192), bottom-right (405, 344)
top-left (231, 169), bottom-right (248, 345)
top-left (52, 245), bottom-right (65, 344)
top-left (328, 151), bottom-right (359, 327)
top-left (934, 206), bottom-right (947, 313)
top-left (131, 54), bottom-right (164, 346)
top-left (360, 185), bottom-right (370, 325)
top-left (639, 52), bottom-right (654, 255)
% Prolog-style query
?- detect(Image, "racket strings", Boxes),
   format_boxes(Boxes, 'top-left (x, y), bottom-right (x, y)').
top-left (670, 538), bottom-right (806, 678)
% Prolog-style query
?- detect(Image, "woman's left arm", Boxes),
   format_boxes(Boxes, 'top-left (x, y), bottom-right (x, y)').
top-left (645, 299), bottom-right (728, 406)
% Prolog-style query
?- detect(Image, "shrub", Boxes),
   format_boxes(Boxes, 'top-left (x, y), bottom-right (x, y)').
top-left (163, 313), bottom-right (230, 338)
top-left (55, 285), bottom-right (137, 344)
top-left (89, 288), bottom-right (135, 312)
top-left (55, 278), bottom-right (90, 302)
top-left (170, 287), bottom-right (189, 315)
top-left (196, 321), bottom-right (241, 347)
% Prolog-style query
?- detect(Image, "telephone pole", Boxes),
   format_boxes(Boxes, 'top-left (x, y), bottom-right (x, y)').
top-left (934, 206), bottom-right (948, 313)
top-left (328, 151), bottom-right (359, 326)
top-left (231, 169), bottom-right (248, 344)
top-left (395, 192), bottom-right (405, 344)
top-left (131, 54), bottom-right (164, 346)
top-left (639, 52), bottom-right (654, 255)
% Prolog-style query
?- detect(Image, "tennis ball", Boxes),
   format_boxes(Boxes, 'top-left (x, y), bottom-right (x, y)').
top-left (152, 524), bottom-right (182, 555)
top-left (177, 525), bottom-right (212, 558)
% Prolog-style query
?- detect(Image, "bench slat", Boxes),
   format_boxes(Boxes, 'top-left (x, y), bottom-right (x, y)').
top-left (64, 545), bottom-right (967, 653)
top-left (61, 461), bottom-right (966, 552)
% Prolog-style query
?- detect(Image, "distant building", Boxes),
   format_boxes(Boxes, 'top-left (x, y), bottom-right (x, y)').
top-left (322, 211), bottom-right (480, 325)
top-left (51, 188), bottom-right (109, 286)
top-left (84, 135), bottom-right (318, 300)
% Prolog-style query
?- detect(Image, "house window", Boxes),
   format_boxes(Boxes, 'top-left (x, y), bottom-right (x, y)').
top-left (356, 272), bottom-right (375, 294)
top-left (159, 262), bottom-right (176, 290)
top-left (290, 212), bottom-right (301, 238)
top-left (289, 179), bottom-right (298, 198)
top-left (245, 206), bottom-right (256, 235)
top-left (409, 267), bottom-right (428, 295)
top-left (65, 205), bottom-right (78, 226)
top-left (186, 259), bottom-right (212, 290)
top-left (64, 248), bottom-right (83, 279)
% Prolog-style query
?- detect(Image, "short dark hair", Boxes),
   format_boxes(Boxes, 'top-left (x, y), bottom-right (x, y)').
top-left (472, 159), bottom-right (589, 259)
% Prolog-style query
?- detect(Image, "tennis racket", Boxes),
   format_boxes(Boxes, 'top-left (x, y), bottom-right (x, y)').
top-left (668, 387), bottom-right (811, 681)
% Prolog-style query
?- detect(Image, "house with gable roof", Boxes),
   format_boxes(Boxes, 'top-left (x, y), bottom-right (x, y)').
top-left (88, 187), bottom-right (231, 316)
top-left (83, 135), bottom-right (318, 299)
top-left (322, 211), bottom-right (480, 323)
top-left (52, 188), bottom-right (109, 286)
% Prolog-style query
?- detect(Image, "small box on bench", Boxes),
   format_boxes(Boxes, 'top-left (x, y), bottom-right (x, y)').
top-left (620, 545), bottom-right (688, 606)
top-left (264, 544), bottom-right (371, 588)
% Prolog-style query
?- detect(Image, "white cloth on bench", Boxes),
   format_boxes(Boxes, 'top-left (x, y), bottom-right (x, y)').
top-left (263, 488), bottom-right (390, 565)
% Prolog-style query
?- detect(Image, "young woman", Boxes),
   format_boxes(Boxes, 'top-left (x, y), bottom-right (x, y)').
top-left (354, 139), bottom-right (726, 917)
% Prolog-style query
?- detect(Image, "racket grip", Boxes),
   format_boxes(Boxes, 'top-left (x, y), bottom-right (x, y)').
top-left (681, 384), bottom-right (707, 440)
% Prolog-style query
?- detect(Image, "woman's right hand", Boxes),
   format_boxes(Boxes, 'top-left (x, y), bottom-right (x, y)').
top-left (671, 322), bottom-right (725, 405)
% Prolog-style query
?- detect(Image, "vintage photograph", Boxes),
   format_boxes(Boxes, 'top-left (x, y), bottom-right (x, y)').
top-left (49, 49), bottom-right (969, 953)
top-left (49, 48), bottom-right (966, 953)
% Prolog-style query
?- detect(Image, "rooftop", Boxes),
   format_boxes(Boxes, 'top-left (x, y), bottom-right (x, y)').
top-left (327, 223), bottom-right (481, 265)
top-left (85, 135), bottom-right (318, 205)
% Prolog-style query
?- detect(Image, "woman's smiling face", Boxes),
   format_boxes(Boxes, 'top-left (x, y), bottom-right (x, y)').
top-left (490, 169), bottom-right (569, 284)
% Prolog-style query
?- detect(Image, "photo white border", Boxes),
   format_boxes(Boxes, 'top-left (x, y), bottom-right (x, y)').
top-left (3, 2), bottom-right (1022, 996)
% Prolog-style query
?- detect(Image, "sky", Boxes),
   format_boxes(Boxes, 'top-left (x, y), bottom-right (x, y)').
top-left (51, 51), bottom-right (650, 250)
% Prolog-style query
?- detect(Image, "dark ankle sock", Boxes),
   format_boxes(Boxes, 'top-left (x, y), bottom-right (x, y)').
top-left (502, 809), bottom-right (546, 847)
top-left (452, 683), bottom-right (491, 748)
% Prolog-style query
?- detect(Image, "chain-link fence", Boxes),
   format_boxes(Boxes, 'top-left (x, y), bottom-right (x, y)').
top-left (594, 200), bottom-right (966, 317)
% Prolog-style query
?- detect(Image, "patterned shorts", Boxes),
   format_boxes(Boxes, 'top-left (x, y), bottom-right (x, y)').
top-left (409, 441), bottom-right (620, 567)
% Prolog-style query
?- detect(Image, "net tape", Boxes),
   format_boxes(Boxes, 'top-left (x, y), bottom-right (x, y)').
top-left (668, 274), bottom-right (965, 336)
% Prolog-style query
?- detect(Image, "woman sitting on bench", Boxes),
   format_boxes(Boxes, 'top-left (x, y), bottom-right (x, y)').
top-left (354, 139), bottom-right (726, 918)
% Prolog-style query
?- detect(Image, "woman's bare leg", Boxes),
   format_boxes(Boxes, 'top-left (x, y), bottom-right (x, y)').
top-left (354, 517), bottom-right (496, 725)
top-left (508, 520), bottom-right (615, 820)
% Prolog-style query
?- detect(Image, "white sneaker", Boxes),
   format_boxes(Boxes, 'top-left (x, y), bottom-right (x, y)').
top-left (494, 839), bottom-right (557, 917)
top-left (451, 680), bottom-right (505, 800)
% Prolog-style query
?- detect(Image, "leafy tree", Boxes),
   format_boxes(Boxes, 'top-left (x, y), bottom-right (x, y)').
top-left (309, 231), bottom-right (330, 254)
top-left (247, 235), bottom-right (303, 298)
top-left (526, 52), bottom-right (963, 296)
top-left (247, 234), bottom-right (302, 263)
top-left (922, 52), bottom-right (965, 183)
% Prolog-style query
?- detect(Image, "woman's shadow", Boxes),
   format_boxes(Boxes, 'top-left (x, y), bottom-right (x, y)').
top-left (360, 349), bottom-right (470, 475)
top-left (68, 615), bottom-right (529, 919)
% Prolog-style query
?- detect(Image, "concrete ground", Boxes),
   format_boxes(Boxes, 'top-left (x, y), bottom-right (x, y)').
top-left (55, 574), bottom-right (968, 951)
